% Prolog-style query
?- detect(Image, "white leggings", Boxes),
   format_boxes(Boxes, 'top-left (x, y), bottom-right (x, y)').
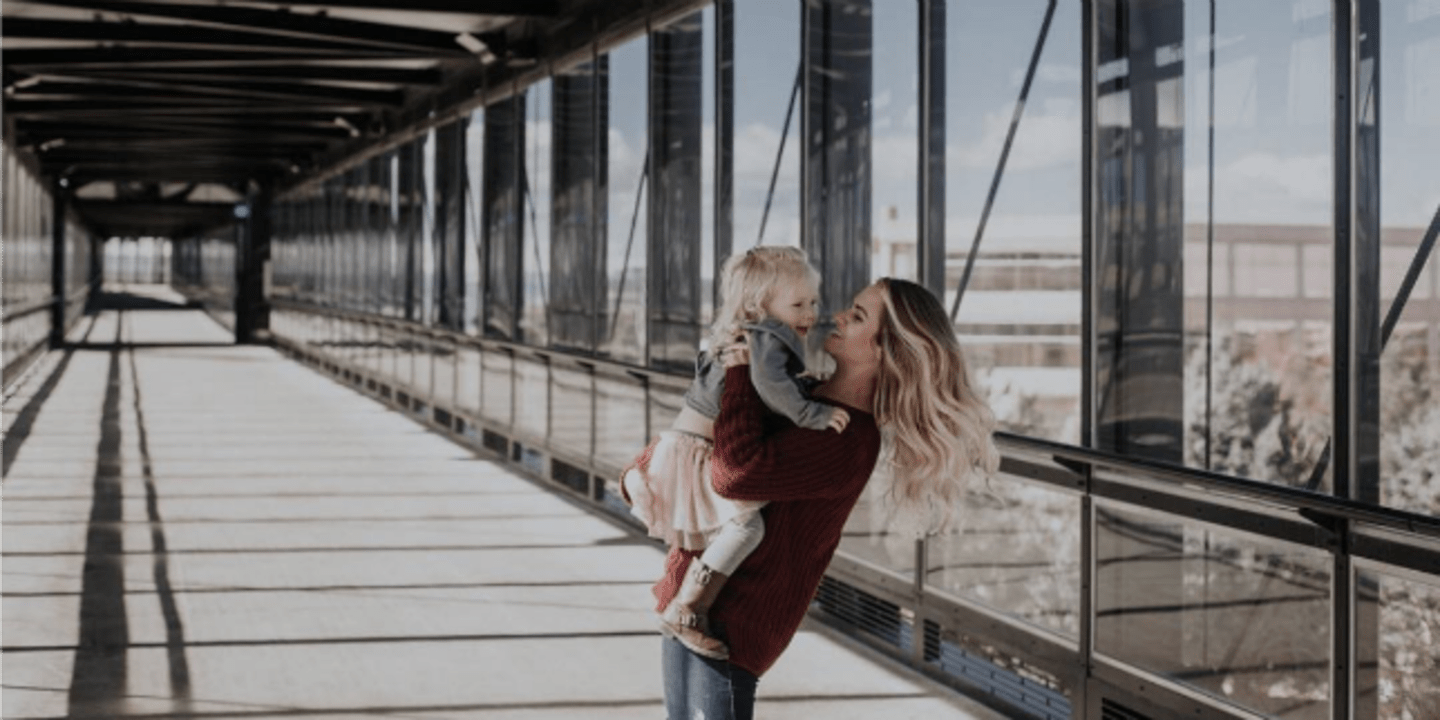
top-left (698, 510), bottom-right (765, 575)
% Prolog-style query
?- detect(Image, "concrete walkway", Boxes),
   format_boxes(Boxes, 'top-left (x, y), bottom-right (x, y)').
top-left (3, 285), bottom-right (1010, 720)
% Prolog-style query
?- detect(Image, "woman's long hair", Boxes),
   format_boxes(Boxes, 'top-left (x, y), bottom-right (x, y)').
top-left (871, 278), bottom-right (999, 538)
top-left (705, 246), bottom-right (820, 352)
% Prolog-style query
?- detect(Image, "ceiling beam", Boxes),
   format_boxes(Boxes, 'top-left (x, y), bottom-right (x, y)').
top-left (2, 17), bottom-right (398, 53)
top-left (6, 99), bottom-right (377, 117)
top-left (13, 78), bottom-right (405, 107)
top-left (259, 0), bottom-right (560, 16)
top-left (59, 65), bottom-right (445, 86)
top-left (4, 47), bottom-right (425, 70)
top-left (17, 119), bottom-right (357, 139)
top-left (22, 0), bottom-right (484, 56)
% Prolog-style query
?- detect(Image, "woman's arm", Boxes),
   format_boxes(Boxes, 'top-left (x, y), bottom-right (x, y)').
top-left (711, 365), bottom-right (875, 502)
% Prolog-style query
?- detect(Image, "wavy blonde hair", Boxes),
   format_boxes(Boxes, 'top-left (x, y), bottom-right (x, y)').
top-left (871, 278), bottom-right (1000, 538)
top-left (705, 246), bottom-right (820, 352)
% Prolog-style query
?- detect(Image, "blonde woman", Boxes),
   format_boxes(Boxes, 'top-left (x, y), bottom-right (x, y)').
top-left (653, 278), bottom-right (999, 720)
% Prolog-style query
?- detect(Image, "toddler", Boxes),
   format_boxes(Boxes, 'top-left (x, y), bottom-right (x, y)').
top-left (622, 246), bottom-right (849, 660)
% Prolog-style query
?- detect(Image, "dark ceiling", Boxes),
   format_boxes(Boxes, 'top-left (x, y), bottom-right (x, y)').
top-left (2, 0), bottom-right (584, 238)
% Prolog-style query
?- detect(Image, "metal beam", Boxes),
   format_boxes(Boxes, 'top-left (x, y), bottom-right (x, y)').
top-left (12, 78), bottom-right (405, 107)
top-left (262, 0), bottom-right (559, 15)
top-left (62, 65), bottom-right (444, 86)
top-left (6, 99), bottom-right (376, 117)
top-left (2, 17), bottom-right (397, 53)
top-left (3, 48), bottom-right (424, 70)
top-left (21, 0), bottom-right (479, 56)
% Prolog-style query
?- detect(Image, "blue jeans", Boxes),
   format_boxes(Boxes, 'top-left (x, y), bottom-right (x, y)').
top-left (661, 634), bottom-right (758, 720)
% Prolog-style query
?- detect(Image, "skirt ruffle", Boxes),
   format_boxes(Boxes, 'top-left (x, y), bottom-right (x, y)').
top-left (622, 431), bottom-right (762, 551)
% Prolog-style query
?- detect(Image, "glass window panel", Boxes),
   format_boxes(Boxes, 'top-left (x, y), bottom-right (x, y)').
top-left (733, 0), bottom-right (801, 249)
top-left (700, 4), bottom-right (718, 334)
top-left (1095, 499), bottom-right (1331, 720)
top-left (1379, 1), bottom-right (1440, 517)
top-left (870, 0), bottom-right (919, 284)
top-left (514, 356), bottom-right (549, 442)
top-left (432, 336), bottom-right (456, 407)
top-left (924, 474), bottom-right (1080, 638)
top-left (456, 344), bottom-right (482, 419)
top-left (597, 371), bottom-right (649, 472)
top-left (947, 1), bottom-right (1083, 446)
top-left (465, 111), bottom-right (485, 334)
top-left (604, 39), bottom-right (649, 363)
top-left (524, 79), bottom-right (553, 346)
top-left (1370, 568), bottom-right (1440, 718)
top-left (412, 334), bottom-right (434, 403)
top-left (1182, 1), bottom-right (1334, 489)
top-left (395, 326), bottom-right (415, 392)
top-left (550, 363), bottom-right (593, 461)
top-left (421, 129), bottom-right (437, 326)
top-left (481, 349), bottom-right (514, 428)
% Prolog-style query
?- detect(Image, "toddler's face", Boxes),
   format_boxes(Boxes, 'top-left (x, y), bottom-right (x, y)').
top-left (763, 279), bottom-right (820, 338)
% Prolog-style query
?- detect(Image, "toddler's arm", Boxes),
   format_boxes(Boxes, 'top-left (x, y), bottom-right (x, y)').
top-left (748, 329), bottom-right (842, 432)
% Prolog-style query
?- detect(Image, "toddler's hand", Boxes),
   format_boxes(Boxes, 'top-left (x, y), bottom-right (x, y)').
top-left (827, 408), bottom-right (851, 433)
top-left (720, 337), bottom-right (751, 368)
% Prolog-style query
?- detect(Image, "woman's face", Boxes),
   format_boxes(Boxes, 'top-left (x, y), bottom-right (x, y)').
top-left (823, 283), bottom-right (885, 365)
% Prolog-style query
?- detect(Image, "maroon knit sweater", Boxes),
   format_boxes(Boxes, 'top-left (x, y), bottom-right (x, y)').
top-left (650, 365), bottom-right (882, 677)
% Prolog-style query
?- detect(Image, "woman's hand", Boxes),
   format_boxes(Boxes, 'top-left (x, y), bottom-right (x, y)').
top-left (719, 336), bottom-right (751, 368)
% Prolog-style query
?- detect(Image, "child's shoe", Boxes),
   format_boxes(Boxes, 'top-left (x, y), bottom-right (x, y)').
top-left (660, 559), bottom-right (730, 660)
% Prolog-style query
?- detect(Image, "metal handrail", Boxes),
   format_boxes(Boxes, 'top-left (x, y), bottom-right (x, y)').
top-left (2, 284), bottom-right (94, 322)
top-left (269, 295), bottom-right (691, 390)
top-left (996, 431), bottom-right (1440, 542)
top-left (272, 296), bottom-right (1440, 545)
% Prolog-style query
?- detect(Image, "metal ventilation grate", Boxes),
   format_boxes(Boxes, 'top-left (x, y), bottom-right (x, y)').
top-left (812, 575), bottom-right (912, 652)
top-left (924, 620), bottom-right (1071, 720)
top-left (481, 429), bottom-right (508, 456)
top-left (551, 459), bottom-right (589, 495)
top-left (1102, 698), bottom-right (1156, 720)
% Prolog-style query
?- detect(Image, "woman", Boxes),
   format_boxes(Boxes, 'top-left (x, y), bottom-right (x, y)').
top-left (652, 278), bottom-right (1000, 719)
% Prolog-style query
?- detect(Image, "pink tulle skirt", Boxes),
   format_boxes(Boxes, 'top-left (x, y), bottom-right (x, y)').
top-left (622, 430), bottom-right (763, 551)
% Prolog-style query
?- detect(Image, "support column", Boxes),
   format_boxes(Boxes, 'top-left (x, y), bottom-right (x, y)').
top-left (50, 179), bottom-right (68, 348)
top-left (235, 190), bottom-right (272, 344)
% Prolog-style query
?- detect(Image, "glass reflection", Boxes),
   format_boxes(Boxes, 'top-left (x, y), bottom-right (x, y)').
top-left (1095, 500), bottom-right (1331, 719)
top-left (513, 356), bottom-right (548, 442)
top-left (550, 364), bottom-right (593, 460)
top-left (947, 0), bottom-right (1082, 446)
top-left (456, 345), bottom-right (482, 418)
top-left (481, 349), bottom-right (513, 428)
top-left (596, 371), bottom-right (648, 471)
top-left (1180, 0), bottom-right (1334, 489)
top-left (1372, 569), bottom-right (1440, 719)
top-left (421, 129), bottom-right (436, 326)
top-left (733, 0), bottom-right (801, 249)
top-left (1379, 2), bottom-right (1440, 517)
top-left (869, 1), bottom-right (919, 284)
top-left (926, 475), bottom-right (1080, 638)
top-left (465, 110), bottom-right (484, 334)
top-left (604, 39), bottom-right (649, 363)
top-left (524, 79), bottom-right (553, 346)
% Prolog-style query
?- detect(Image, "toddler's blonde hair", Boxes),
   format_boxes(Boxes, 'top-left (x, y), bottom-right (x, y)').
top-left (706, 246), bottom-right (820, 352)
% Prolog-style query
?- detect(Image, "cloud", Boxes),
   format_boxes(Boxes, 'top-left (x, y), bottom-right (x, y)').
top-left (950, 106), bottom-right (1080, 172)
top-left (1183, 152), bottom-right (1330, 224)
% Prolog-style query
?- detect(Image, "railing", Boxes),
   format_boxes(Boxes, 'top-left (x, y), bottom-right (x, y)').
top-left (266, 297), bottom-right (1440, 720)
top-left (2, 285), bottom-right (95, 390)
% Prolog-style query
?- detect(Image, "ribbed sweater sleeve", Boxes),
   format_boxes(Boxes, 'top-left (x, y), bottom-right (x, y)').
top-left (711, 366), bottom-right (867, 502)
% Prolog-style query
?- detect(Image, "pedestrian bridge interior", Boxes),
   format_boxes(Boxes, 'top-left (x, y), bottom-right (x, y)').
top-left (3, 1), bottom-right (1439, 720)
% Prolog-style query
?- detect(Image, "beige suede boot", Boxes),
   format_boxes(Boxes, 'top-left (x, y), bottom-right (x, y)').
top-left (660, 558), bottom-right (731, 660)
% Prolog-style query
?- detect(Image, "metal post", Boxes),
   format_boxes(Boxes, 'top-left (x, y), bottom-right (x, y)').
top-left (50, 179), bottom-right (68, 349)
